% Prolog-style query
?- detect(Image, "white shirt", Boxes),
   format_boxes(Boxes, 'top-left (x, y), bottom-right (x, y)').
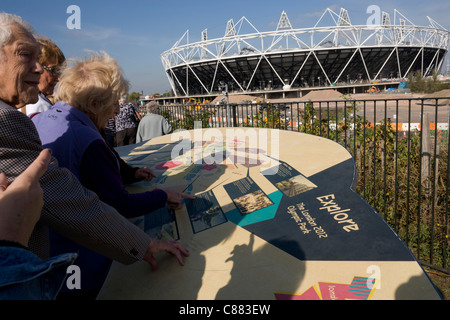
top-left (25, 93), bottom-right (53, 116)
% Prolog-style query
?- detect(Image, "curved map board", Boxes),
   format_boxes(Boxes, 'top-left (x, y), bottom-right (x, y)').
top-left (98, 128), bottom-right (441, 300)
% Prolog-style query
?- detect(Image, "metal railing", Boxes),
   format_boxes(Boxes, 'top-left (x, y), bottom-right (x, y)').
top-left (155, 96), bottom-right (450, 273)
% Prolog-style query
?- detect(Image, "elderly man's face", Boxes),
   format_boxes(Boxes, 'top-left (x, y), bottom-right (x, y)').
top-left (0, 23), bottom-right (43, 109)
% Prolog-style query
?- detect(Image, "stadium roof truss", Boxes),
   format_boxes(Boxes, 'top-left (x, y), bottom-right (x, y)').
top-left (161, 8), bottom-right (450, 96)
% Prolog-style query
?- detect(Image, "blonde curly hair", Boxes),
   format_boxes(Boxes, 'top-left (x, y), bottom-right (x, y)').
top-left (34, 34), bottom-right (65, 67)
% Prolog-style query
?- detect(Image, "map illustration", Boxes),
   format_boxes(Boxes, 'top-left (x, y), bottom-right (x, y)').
top-left (99, 128), bottom-right (441, 300)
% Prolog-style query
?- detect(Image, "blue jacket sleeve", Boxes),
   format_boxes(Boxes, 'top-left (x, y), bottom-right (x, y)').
top-left (0, 246), bottom-right (77, 300)
top-left (80, 139), bottom-right (168, 218)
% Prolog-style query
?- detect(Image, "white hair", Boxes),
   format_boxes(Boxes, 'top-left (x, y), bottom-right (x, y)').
top-left (0, 13), bottom-right (34, 55)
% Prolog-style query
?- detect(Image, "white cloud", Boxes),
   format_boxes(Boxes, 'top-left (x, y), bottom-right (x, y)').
top-left (60, 23), bottom-right (154, 48)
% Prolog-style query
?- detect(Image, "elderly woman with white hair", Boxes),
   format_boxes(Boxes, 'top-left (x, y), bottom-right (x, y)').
top-left (136, 101), bottom-right (173, 143)
top-left (32, 51), bottom-right (193, 299)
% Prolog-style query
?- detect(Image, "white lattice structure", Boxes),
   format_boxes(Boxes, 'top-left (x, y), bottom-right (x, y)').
top-left (161, 8), bottom-right (449, 97)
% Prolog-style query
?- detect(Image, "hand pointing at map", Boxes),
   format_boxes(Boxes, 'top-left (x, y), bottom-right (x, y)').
top-left (140, 189), bottom-right (195, 270)
top-left (163, 189), bottom-right (196, 210)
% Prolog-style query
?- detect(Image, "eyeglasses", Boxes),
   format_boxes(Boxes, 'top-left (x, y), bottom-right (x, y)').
top-left (42, 65), bottom-right (62, 77)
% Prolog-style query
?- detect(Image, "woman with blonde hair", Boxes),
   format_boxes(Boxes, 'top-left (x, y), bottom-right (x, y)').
top-left (32, 52), bottom-right (193, 299)
top-left (25, 34), bottom-right (65, 116)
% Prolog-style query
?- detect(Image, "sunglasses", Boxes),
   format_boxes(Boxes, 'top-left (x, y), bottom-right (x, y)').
top-left (43, 65), bottom-right (62, 77)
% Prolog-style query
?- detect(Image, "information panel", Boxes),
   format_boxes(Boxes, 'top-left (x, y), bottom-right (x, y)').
top-left (98, 128), bottom-right (441, 300)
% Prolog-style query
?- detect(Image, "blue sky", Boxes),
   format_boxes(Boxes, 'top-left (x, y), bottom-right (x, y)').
top-left (2, 0), bottom-right (449, 95)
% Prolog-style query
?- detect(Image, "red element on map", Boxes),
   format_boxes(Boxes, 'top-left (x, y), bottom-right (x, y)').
top-left (318, 282), bottom-right (352, 300)
top-left (274, 286), bottom-right (321, 300)
top-left (201, 164), bottom-right (217, 171)
top-left (229, 139), bottom-right (245, 147)
top-left (275, 276), bottom-right (376, 300)
top-left (156, 160), bottom-right (182, 170)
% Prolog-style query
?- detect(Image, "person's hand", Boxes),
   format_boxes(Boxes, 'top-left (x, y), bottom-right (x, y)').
top-left (143, 238), bottom-right (190, 271)
top-left (135, 167), bottom-right (156, 182)
top-left (162, 189), bottom-right (195, 210)
top-left (0, 149), bottom-right (52, 246)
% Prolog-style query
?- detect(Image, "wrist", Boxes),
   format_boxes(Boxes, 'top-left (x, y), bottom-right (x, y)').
top-left (143, 238), bottom-right (157, 261)
top-left (0, 221), bottom-right (29, 248)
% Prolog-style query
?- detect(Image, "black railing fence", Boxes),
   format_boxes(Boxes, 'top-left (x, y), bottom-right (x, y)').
top-left (150, 96), bottom-right (450, 273)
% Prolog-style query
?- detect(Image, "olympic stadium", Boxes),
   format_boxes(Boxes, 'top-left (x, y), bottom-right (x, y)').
top-left (160, 8), bottom-right (449, 99)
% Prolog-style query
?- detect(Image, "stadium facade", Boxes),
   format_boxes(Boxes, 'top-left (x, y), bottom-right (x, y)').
top-left (161, 8), bottom-right (449, 97)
